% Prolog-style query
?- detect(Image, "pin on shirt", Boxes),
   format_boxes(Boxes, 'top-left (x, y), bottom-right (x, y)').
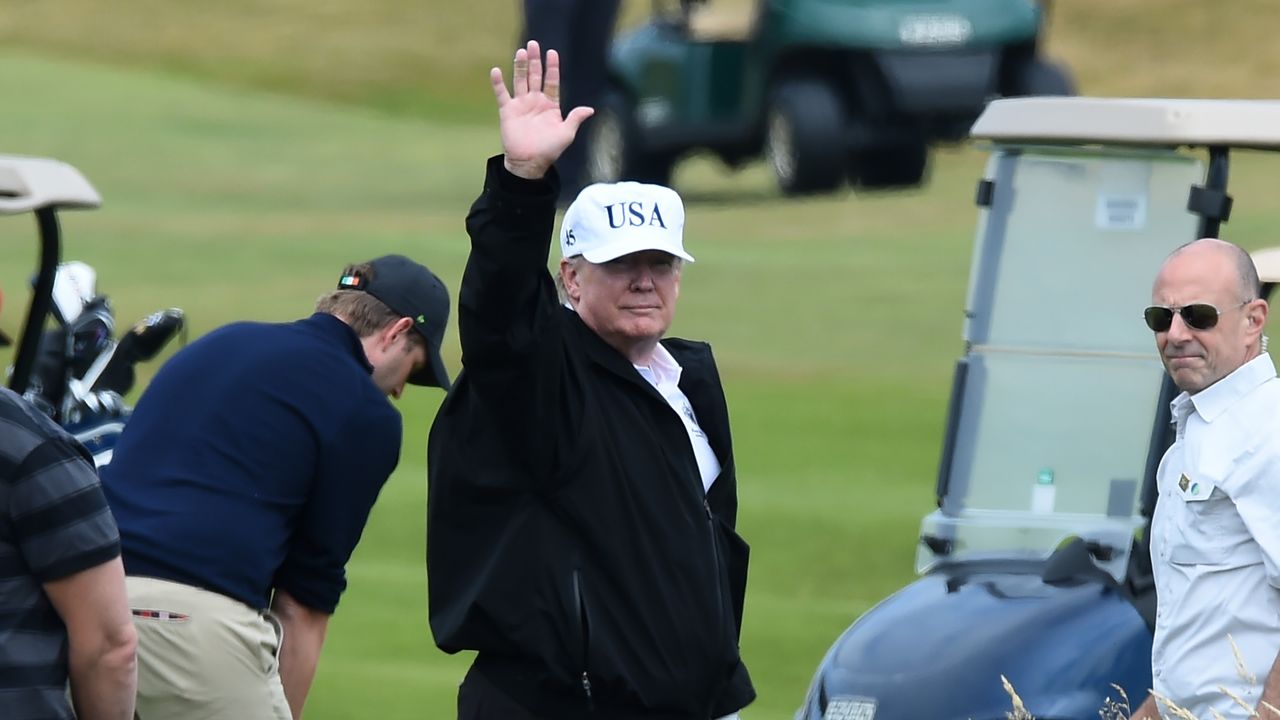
top-left (682, 401), bottom-right (707, 440)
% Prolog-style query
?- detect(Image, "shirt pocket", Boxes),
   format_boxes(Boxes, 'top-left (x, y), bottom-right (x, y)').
top-left (1168, 485), bottom-right (1236, 566)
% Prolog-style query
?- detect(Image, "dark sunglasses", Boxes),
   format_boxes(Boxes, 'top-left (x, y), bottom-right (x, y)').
top-left (1143, 302), bottom-right (1246, 332)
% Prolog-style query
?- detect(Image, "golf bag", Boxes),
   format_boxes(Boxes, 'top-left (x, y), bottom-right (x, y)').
top-left (20, 261), bottom-right (185, 466)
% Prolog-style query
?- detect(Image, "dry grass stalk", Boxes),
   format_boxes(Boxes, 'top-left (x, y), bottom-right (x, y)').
top-left (1000, 643), bottom-right (1272, 720)
top-left (1151, 689), bottom-right (1199, 720)
top-left (1217, 685), bottom-right (1254, 716)
top-left (1229, 634), bottom-right (1258, 687)
top-left (1002, 675), bottom-right (1035, 720)
top-left (1099, 696), bottom-right (1131, 720)
top-left (1098, 683), bottom-right (1133, 720)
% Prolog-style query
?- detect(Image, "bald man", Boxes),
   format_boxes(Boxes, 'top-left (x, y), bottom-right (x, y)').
top-left (1131, 238), bottom-right (1280, 720)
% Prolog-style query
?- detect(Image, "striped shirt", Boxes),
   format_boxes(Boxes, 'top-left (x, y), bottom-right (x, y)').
top-left (0, 387), bottom-right (121, 720)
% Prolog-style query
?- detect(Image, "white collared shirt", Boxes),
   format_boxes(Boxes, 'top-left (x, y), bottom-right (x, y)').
top-left (1150, 353), bottom-right (1280, 719)
top-left (634, 344), bottom-right (722, 493)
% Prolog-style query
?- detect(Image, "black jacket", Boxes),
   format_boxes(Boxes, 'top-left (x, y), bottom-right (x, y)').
top-left (427, 157), bottom-right (755, 719)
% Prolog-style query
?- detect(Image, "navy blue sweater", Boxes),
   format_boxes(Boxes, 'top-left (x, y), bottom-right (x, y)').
top-left (103, 313), bottom-right (401, 612)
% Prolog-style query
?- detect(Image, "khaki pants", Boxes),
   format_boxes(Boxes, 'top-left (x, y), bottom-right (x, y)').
top-left (127, 577), bottom-right (292, 720)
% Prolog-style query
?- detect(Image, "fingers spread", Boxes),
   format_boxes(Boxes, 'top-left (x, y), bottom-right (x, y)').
top-left (564, 106), bottom-right (596, 134)
top-left (528, 43), bottom-right (544, 96)
top-left (512, 47), bottom-right (529, 96)
top-left (490, 67), bottom-right (510, 107)
top-left (544, 48), bottom-right (561, 103)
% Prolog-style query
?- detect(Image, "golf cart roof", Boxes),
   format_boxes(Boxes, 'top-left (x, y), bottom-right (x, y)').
top-left (1252, 247), bottom-right (1280, 286)
top-left (3, 154), bottom-right (100, 396)
top-left (972, 97), bottom-right (1280, 150)
top-left (0, 155), bottom-right (101, 214)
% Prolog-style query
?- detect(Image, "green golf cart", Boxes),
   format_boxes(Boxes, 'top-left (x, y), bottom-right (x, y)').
top-left (586, 0), bottom-right (1073, 195)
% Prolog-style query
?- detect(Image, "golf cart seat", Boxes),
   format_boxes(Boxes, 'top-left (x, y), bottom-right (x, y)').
top-left (0, 155), bottom-right (102, 214)
top-left (686, 0), bottom-right (759, 41)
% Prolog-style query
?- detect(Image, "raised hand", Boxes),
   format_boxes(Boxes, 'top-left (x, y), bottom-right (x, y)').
top-left (491, 40), bottom-right (594, 180)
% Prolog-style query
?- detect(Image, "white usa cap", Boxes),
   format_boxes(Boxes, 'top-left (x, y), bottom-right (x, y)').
top-left (560, 181), bottom-right (695, 264)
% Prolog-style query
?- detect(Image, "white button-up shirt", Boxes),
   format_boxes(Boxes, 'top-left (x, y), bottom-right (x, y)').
top-left (1150, 353), bottom-right (1280, 719)
top-left (634, 343), bottom-right (722, 493)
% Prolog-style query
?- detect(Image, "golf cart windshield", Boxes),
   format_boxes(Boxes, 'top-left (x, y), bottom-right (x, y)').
top-left (918, 144), bottom-right (1204, 582)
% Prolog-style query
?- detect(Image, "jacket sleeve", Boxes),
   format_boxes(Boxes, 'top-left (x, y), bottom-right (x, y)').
top-left (274, 407), bottom-right (401, 613)
top-left (459, 156), bottom-right (561, 366)
top-left (454, 155), bottom-right (565, 480)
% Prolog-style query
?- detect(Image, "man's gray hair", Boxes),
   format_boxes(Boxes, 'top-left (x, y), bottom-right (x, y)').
top-left (555, 256), bottom-right (584, 304)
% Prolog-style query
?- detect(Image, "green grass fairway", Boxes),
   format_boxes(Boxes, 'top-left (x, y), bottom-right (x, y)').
top-left (4, 37), bottom-right (1280, 720)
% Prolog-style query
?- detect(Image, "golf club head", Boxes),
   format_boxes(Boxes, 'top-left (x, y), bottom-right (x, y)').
top-left (93, 308), bottom-right (185, 396)
top-left (65, 297), bottom-right (115, 378)
top-left (48, 261), bottom-right (97, 326)
top-left (27, 296), bottom-right (114, 420)
top-left (126, 308), bottom-right (185, 361)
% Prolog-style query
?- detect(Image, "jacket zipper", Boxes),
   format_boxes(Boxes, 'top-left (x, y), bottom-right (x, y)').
top-left (573, 571), bottom-right (595, 710)
top-left (703, 498), bottom-right (729, 655)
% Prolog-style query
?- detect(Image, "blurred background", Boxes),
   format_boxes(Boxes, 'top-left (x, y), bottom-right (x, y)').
top-left (1, 1), bottom-right (1279, 717)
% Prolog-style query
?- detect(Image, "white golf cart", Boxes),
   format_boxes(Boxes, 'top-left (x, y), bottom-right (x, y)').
top-left (2, 155), bottom-right (183, 466)
top-left (797, 98), bottom-right (1280, 720)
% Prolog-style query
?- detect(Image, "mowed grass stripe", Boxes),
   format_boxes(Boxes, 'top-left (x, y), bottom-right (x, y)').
top-left (4, 0), bottom-right (1280, 126)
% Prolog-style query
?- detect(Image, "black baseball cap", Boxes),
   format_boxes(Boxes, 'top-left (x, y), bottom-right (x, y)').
top-left (338, 254), bottom-right (451, 389)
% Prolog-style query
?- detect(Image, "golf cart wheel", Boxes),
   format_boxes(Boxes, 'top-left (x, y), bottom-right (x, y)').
top-left (853, 142), bottom-right (929, 190)
top-left (585, 91), bottom-right (674, 186)
top-left (765, 78), bottom-right (846, 196)
top-left (1010, 58), bottom-right (1076, 96)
